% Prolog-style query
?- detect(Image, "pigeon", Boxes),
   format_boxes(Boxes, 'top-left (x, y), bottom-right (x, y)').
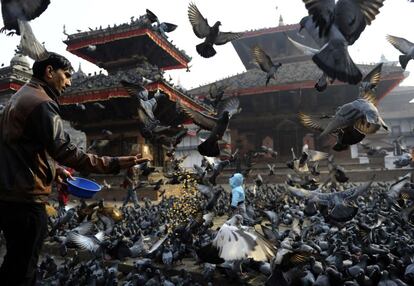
top-left (299, 96), bottom-right (388, 151)
top-left (300, 0), bottom-right (385, 84)
top-left (267, 164), bottom-right (276, 176)
top-left (207, 83), bottom-right (226, 108)
top-left (188, 2), bottom-right (243, 58)
top-left (386, 35), bottom-right (414, 70)
top-left (215, 97), bottom-right (241, 119)
top-left (181, 99), bottom-right (240, 157)
top-left (197, 112), bottom-right (229, 157)
top-left (208, 157), bottom-right (233, 185)
top-left (1, 0), bottom-right (49, 35)
top-left (68, 231), bottom-right (108, 258)
top-left (251, 46), bottom-right (282, 86)
top-left (145, 9), bottom-right (177, 38)
top-left (0, 1), bottom-right (50, 60)
top-left (287, 176), bottom-right (374, 207)
top-left (121, 80), bottom-right (166, 138)
top-left (394, 153), bottom-right (412, 168)
top-left (209, 215), bottom-right (275, 262)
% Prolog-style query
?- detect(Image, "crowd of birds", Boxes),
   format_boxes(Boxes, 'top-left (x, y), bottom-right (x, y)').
top-left (1, 150), bottom-right (413, 285)
top-left (2, 0), bottom-right (414, 285)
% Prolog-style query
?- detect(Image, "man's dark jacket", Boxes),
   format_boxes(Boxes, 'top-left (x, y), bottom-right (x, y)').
top-left (0, 78), bottom-right (119, 203)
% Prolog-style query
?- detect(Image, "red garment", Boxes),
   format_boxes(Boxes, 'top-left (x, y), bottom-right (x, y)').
top-left (57, 167), bottom-right (74, 206)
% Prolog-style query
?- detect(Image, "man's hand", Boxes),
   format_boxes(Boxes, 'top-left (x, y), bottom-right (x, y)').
top-left (118, 155), bottom-right (151, 169)
top-left (56, 166), bottom-right (75, 183)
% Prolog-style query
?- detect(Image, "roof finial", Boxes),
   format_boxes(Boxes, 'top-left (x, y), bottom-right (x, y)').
top-left (279, 14), bottom-right (284, 26)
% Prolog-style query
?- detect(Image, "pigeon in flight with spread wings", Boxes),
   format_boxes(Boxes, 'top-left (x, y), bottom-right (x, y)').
top-left (300, 0), bottom-right (385, 85)
top-left (287, 177), bottom-right (374, 222)
top-left (386, 35), bottom-right (414, 70)
top-left (196, 215), bottom-right (275, 264)
top-left (188, 2), bottom-right (243, 58)
top-left (299, 63), bottom-right (387, 151)
top-left (181, 97), bottom-right (240, 157)
top-left (1, 0), bottom-right (50, 61)
top-left (251, 46), bottom-right (282, 86)
top-left (121, 80), bottom-right (166, 139)
top-left (145, 9), bottom-right (177, 38)
top-left (207, 83), bottom-right (227, 108)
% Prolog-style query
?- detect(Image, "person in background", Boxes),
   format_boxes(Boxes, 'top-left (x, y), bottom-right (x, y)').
top-left (122, 165), bottom-right (140, 208)
top-left (230, 173), bottom-right (246, 217)
top-left (0, 52), bottom-right (149, 286)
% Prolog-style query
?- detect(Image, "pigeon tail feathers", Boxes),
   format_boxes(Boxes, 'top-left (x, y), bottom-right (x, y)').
top-left (196, 42), bottom-right (216, 58)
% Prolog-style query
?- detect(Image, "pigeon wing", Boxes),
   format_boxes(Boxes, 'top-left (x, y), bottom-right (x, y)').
top-left (215, 31), bottom-right (243, 45)
top-left (69, 233), bottom-right (99, 252)
top-left (287, 36), bottom-right (319, 55)
top-left (148, 235), bottom-right (168, 254)
top-left (17, 20), bottom-right (48, 61)
top-left (306, 149), bottom-right (329, 162)
top-left (213, 224), bottom-right (257, 261)
top-left (386, 35), bottom-right (414, 55)
top-left (362, 62), bottom-right (383, 87)
top-left (286, 185), bottom-right (317, 200)
top-left (72, 221), bottom-right (94, 235)
top-left (2, 0), bottom-right (50, 31)
top-left (17, 0), bottom-right (50, 21)
top-left (252, 46), bottom-right (273, 72)
top-left (302, 0), bottom-right (335, 36)
top-left (356, 0), bottom-right (385, 25)
top-left (121, 80), bottom-right (147, 99)
top-left (161, 22), bottom-right (177, 33)
top-left (216, 97), bottom-right (240, 118)
top-left (180, 104), bottom-right (217, 131)
top-left (299, 112), bottom-right (331, 132)
top-left (188, 2), bottom-right (210, 38)
top-left (359, 63), bottom-right (383, 105)
top-left (145, 9), bottom-right (158, 24)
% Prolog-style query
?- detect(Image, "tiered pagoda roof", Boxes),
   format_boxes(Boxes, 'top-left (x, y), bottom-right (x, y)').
top-left (61, 11), bottom-right (210, 133)
top-left (63, 16), bottom-right (191, 72)
top-left (189, 61), bottom-right (406, 101)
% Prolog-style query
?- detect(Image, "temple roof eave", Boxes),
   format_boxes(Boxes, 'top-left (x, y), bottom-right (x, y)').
top-left (64, 27), bottom-right (191, 71)
top-left (59, 81), bottom-right (210, 113)
top-left (188, 61), bottom-right (406, 98)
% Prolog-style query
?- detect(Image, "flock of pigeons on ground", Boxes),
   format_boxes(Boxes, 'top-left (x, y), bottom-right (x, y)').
top-left (2, 0), bottom-right (414, 285)
top-left (5, 152), bottom-right (414, 286)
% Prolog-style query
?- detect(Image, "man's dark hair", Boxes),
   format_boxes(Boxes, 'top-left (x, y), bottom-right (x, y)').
top-left (32, 52), bottom-right (73, 79)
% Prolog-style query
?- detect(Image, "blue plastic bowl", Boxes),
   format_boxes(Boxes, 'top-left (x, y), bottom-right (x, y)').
top-left (66, 177), bottom-right (102, 199)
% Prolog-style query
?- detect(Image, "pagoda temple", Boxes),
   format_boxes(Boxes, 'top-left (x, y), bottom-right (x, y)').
top-left (189, 23), bottom-right (406, 161)
top-left (0, 52), bottom-right (32, 106)
top-left (60, 13), bottom-right (211, 167)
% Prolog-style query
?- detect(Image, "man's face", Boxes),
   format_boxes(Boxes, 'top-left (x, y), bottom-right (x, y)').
top-left (45, 66), bottom-right (72, 94)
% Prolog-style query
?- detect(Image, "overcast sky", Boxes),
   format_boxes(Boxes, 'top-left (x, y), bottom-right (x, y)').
top-left (0, 0), bottom-right (413, 89)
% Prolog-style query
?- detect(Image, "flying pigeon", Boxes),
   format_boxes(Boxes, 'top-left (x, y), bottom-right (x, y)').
top-left (251, 46), bottom-right (282, 86)
top-left (300, 0), bottom-right (385, 84)
top-left (188, 2), bottom-right (243, 58)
